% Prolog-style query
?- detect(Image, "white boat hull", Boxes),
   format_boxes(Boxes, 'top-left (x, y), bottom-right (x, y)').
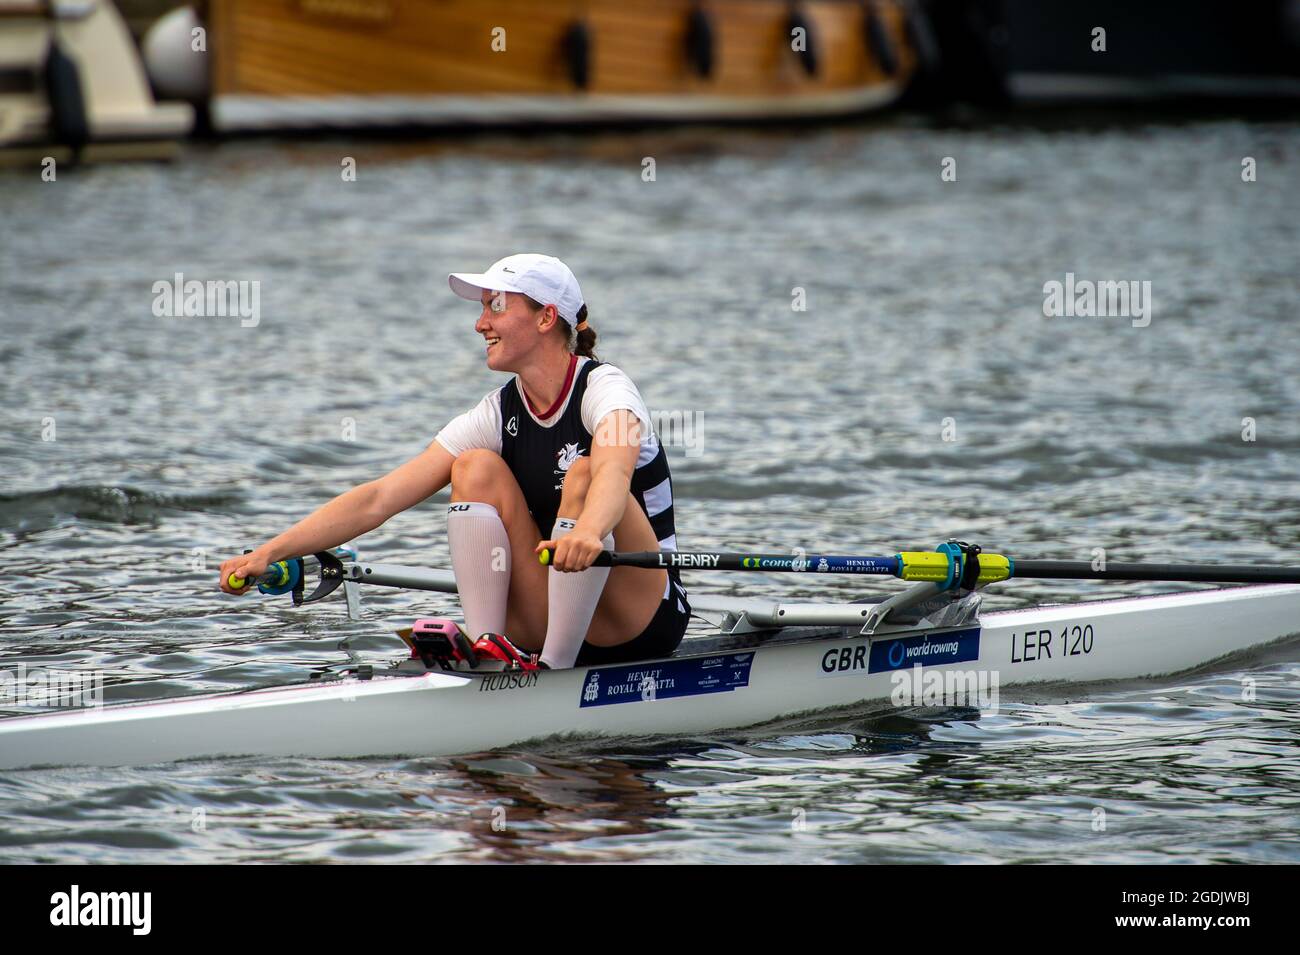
top-left (2, 585), bottom-right (1298, 770)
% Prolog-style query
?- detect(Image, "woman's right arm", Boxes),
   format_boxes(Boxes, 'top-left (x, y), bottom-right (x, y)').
top-left (218, 440), bottom-right (457, 593)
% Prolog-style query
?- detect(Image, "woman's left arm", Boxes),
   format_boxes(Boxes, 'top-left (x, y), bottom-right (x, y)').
top-left (536, 409), bottom-right (641, 571)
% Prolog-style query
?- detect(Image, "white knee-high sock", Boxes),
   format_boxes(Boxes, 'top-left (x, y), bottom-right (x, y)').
top-left (540, 517), bottom-right (613, 669)
top-left (446, 502), bottom-right (510, 639)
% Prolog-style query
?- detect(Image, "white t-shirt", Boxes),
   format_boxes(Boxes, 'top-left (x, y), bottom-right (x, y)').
top-left (435, 359), bottom-right (660, 466)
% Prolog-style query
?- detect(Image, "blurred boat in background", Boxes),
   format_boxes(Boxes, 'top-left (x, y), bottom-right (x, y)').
top-left (141, 0), bottom-right (927, 133)
top-left (911, 0), bottom-right (1300, 107)
top-left (11, 0), bottom-right (1295, 166)
top-left (0, 0), bottom-right (191, 162)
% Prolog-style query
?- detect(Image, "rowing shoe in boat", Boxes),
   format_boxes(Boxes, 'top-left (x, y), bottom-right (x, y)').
top-left (1, 543), bottom-right (1298, 770)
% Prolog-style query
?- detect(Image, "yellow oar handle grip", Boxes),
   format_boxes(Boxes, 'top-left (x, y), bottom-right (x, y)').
top-left (896, 551), bottom-right (951, 582)
top-left (898, 552), bottom-right (1013, 584)
top-left (227, 573), bottom-right (249, 590)
top-left (538, 548), bottom-right (553, 566)
top-left (975, 555), bottom-right (1013, 583)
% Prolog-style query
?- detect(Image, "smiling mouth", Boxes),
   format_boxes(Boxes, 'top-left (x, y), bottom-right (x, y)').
top-left (485, 336), bottom-right (500, 352)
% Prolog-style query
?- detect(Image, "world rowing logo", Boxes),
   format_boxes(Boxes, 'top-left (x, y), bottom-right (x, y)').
top-left (888, 641), bottom-right (907, 668)
top-left (582, 673), bottom-right (601, 702)
top-left (506, 415), bottom-right (518, 437)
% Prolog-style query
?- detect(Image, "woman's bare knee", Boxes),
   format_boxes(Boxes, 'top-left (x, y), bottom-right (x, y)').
top-left (450, 449), bottom-right (509, 503)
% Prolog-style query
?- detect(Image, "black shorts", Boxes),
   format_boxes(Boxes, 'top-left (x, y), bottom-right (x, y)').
top-left (574, 575), bottom-right (690, 667)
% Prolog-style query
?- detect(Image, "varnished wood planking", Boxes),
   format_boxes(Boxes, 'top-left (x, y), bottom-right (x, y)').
top-left (211, 0), bottom-right (913, 99)
top-left (218, 1), bottom-right (876, 93)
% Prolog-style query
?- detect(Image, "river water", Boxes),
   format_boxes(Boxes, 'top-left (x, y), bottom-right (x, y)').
top-left (2, 113), bottom-right (1299, 863)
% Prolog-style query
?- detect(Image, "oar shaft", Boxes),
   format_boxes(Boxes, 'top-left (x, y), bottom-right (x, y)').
top-left (552, 549), bottom-right (903, 575)
top-left (539, 548), bottom-right (1300, 586)
top-left (1012, 560), bottom-right (1300, 584)
top-left (559, 548), bottom-right (1011, 585)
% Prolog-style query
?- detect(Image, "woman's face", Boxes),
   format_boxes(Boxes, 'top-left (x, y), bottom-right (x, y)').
top-left (475, 290), bottom-right (536, 372)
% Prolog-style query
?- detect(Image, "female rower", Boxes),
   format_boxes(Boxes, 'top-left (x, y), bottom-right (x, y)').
top-left (218, 253), bottom-right (689, 670)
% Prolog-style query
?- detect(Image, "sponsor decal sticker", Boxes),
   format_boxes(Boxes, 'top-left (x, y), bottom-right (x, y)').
top-left (580, 653), bottom-right (754, 707)
top-left (818, 627), bottom-right (982, 677)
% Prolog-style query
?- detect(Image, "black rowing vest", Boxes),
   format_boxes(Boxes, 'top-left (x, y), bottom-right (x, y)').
top-left (498, 359), bottom-right (678, 550)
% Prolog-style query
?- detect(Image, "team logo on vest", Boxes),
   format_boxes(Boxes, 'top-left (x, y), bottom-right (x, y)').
top-left (557, 442), bottom-right (581, 471)
top-left (555, 442), bottom-right (582, 489)
top-left (506, 415), bottom-right (518, 437)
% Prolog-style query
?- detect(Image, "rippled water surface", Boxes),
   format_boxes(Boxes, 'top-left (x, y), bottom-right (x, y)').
top-left (2, 115), bottom-right (1299, 863)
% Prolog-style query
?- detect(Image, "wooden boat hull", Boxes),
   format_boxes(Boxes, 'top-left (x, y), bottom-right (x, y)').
top-left (207, 0), bottom-right (918, 130)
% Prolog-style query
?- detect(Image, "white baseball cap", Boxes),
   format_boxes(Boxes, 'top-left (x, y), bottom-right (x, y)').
top-left (448, 253), bottom-right (585, 324)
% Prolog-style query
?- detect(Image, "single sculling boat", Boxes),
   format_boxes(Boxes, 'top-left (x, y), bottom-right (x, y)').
top-left (1, 543), bottom-right (1298, 770)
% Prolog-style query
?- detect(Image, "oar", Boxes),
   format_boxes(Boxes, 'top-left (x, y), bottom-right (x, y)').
top-left (541, 548), bottom-right (919, 575)
top-left (537, 546), bottom-right (1300, 585)
top-left (997, 559), bottom-right (1300, 584)
top-left (537, 546), bottom-right (996, 587)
